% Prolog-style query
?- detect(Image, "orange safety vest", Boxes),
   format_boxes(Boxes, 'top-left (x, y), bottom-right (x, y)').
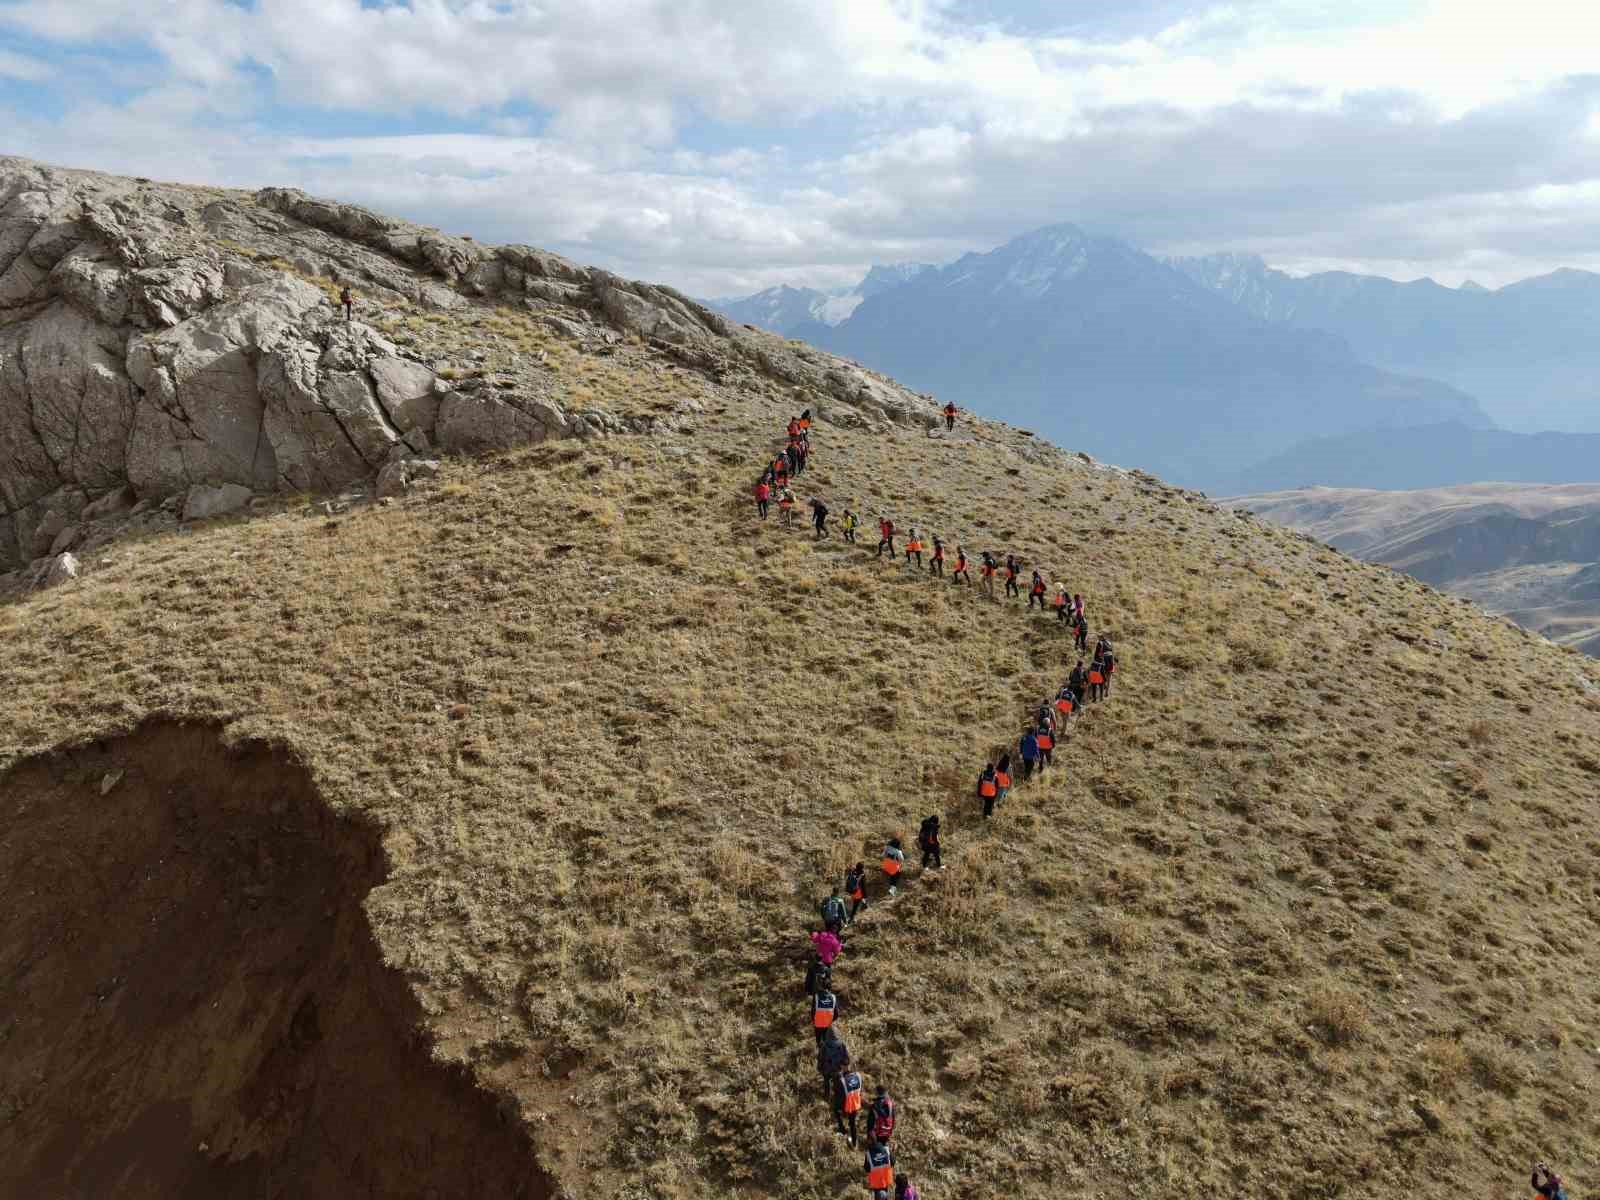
top-left (995, 770), bottom-right (1011, 788)
top-left (1056, 697), bottom-right (1073, 714)
top-left (979, 777), bottom-right (997, 798)
top-left (1054, 593), bottom-right (1067, 609)
top-left (1036, 732), bottom-right (1053, 750)
top-left (841, 1073), bottom-right (864, 1113)
top-left (848, 877), bottom-right (864, 900)
top-left (1031, 580), bottom-right (1045, 595)
top-left (906, 539), bottom-right (922, 552)
top-left (955, 557), bottom-right (967, 572)
top-left (981, 562), bottom-right (995, 577)
top-left (1089, 670), bottom-right (1104, 685)
top-left (882, 854), bottom-right (902, 876)
top-left (866, 1147), bottom-right (893, 1190)
top-left (813, 992), bottom-right (837, 1029)
top-left (779, 495), bottom-right (793, 507)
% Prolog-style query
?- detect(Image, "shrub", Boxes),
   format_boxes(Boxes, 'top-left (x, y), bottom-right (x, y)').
top-left (1304, 986), bottom-right (1369, 1045)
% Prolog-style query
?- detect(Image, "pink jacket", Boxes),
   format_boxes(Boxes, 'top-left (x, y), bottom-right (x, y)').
top-left (811, 930), bottom-right (842, 965)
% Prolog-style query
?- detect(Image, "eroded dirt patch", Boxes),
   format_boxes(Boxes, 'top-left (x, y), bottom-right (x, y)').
top-left (0, 721), bottom-right (550, 1199)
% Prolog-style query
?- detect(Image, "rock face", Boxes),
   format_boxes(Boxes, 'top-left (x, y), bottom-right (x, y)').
top-left (0, 157), bottom-right (936, 576)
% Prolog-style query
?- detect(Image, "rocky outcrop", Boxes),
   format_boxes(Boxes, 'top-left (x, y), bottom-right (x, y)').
top-left (0, 157), bottom-right (939, 576)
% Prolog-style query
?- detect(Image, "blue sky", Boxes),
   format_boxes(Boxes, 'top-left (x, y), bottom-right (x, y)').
top-left (3, 0), bottom-right (1600, 295)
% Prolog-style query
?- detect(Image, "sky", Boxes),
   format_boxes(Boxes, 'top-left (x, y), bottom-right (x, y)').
top-left (3, 0), bottom-right (1600, 297)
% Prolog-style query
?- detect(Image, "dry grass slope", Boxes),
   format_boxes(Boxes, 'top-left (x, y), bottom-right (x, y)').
top-left (4, 344), bottom-right (1600, 1198)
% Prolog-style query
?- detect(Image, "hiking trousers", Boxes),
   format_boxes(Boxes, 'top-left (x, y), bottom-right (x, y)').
top-left (921, 846), bottom-right (941, 868)
top-left (877, 538), bottom-right (895, 557)
top-left (1021, 757), bottom-right (1035, 780)
top-left (1006, 578), bottom-right (1019, 597)
top-left (907, 551), bottom-right (922, 567)
top-left (930, 558), bottom-right (943, 576)
top-left (1028, 593), bottom-right (1044, 609)
top-left (757, 500), bottom-right (768, 518)
top-left (982, 576), bottom-right (995, 598)
top-left (834, 1106), bottom-right (858, 1146)
top-left (815, 516), bottom-right (829, 538)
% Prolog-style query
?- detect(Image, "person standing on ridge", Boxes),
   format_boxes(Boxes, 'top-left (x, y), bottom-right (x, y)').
top-left (876, 516), bottom-right (896, 559)
top-left (977, 762), bottom-right (999, 817)
top-left (340, 284), bottom-right (353, 321)
top-left (810, 496), bottom-right (830, 539)
top-left (917, 814), bottom-right (942, 869)
top-left (904, 529), bottom-right (924, 568)
top-left (833, 1066), bottom-right (865, 1146)
top-left (1029, 569), bottom-right (1047, 611)
top-left (943, 401), bottom-right (958, 431)
top-left (844, 861), bottom-right (868, 922)
top-left (1004, 554), bottom-right (1021, 599)
top-left (881, 837), bottom-right (905, 896)
top-left (842, 509), bottom-right (859, 544)
top-left (821, 887), bottom-right (848, 934)
top-left (810, 983), bottom-right (839, 1045)
top-left (995, 752), bottom-right (1013, 805)
top-left (753, 478), bottom-right (770, 520)
top-left (864, 1138), bottom-right (895, 1199)
top-left (929, 534), bottom-right (945, 577)
top-left (951, 546), bottom-right (971, 584)
top-left (1019, 726), bottom-right (1039, 780)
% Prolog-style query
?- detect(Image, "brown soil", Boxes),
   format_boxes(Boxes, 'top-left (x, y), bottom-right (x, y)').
top-left (0, 720), bottom-right (551, 1200)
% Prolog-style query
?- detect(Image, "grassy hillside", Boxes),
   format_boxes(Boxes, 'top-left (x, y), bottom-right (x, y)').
top-left (4, 341), bottom-right (1600, 1197)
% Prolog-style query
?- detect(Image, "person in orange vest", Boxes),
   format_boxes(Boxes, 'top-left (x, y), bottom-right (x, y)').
top-left (863, 1137), bottom-right (895, 1198)
top-left (773, 453), bottom-right (789, 490)
top-left (753, 478), bottom-right (770, 519)
top-left (1055, 684), bottom-right (1075, 722)
top-left (929, 534), bottom-right (944, 576)
top-left (951, 546), bottom-right (971, 584)
top-left (994, 752), bottom-right (1013, 805)
top-left (1088, 654), bottom-right (1107, 703)
top-left (977, 761), bottom-right (999, 818)
top-left (868, 1085), bottom-right (897, 1143)
top-left (1035, 719), bottom-right (1054, 769)
top-left (811, 983), bottom-right (839, 1044)
top-left (903, 529), bottom-right (924, 568)
top-left (787, 416), bottom-right (802, 441)
top-left (832, 1066), bottom-right (866, 1146)
top-left (1004, 553), bottom-right (1021, 599)
top-left (881, 837), bottom-right (905, 896)
top-left (798, 409), bottom-right (812, 438)
top-left (1028, 569), bottom-right (1047, 610)
top-left (1054, 583), bottom-right (1071, 623)
top-left (876, 516), bottom-right (896, 558)
top-left (943, 401), bottom-right (958, 431)
top-left (844, 861), bottom-right (868, 921)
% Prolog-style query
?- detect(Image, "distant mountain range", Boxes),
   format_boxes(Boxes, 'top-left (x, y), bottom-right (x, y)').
top-left (1168, 253), bottom-right (1600, 434)
top-left (713, 263), bottom-right (934, 344)
top-left (1229, 484), bottom-right (1600, 656)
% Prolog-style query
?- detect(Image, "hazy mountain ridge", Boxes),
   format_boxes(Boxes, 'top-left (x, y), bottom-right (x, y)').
top-left (713, 262), bottom-right (935, 338)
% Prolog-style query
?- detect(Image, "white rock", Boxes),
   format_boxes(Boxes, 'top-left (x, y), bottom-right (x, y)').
top-left (41, 552), bottom-right (79, 588)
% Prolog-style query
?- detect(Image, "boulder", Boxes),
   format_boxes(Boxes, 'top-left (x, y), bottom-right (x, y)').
top-left (40, 551), bottom-right (79, 588)
top-left (182, 483), bottom-right (253, 521)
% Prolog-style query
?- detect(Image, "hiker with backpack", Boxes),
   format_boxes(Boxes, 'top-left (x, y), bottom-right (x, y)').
top-left (340, 284), bottom-right (354, 321)
top-left (917, 815), bottom-right (942, 869)
top-left (904, 529), bottom-right (924, 569)
top-left (810, 982), bottom-right (840, 1044)
top-left (977, 762), bottom-right (999, 817)
top-left (753, 479), bottom-right (770, 519)
top-left (804, 954), bottom-right (833, 997)
top-left (929, 534), bottom-right (945, 577)
top-left (1028, 570), bottom-right (1047, 610)
top-left (943, 401), bottom-right (958, 431)
top-left (833, 1066), bottom-right (866, 1146)
top-left (811, 926), bottom-right (842, 966)
top-left (778, 487), bottom-right (797, 528)
top-left (785, 442), bottom-right (800, 478)
top-left (980, 552), bottom-right (998, 599)
top-left (1004, 554), bottom-right (1021, 598)
top-left (1100, 646), bottom-right (1116, 697)
top-left (1019, 726), bottom-right (1039, 781)
top-left (868, 1086), bottom-right (897, 1143)
top-left (1035, 719), bottom-right (1055, 769)
top-left (810, 496), bottom-right (830, 539)
top-left (842, 509), bottom-right (859, 544)
top-left (876, 517), bottom-right (896, 559)
top-left (1532, 1164), bottom-right (1570, 1200)
top-left (952, 546), bottom-right (971, 584)
top-left (864, 1138), bottom-right (895, 1199)
top-left (1054, 583), bottom-right (1071, 623)
top-left (881, 837), bottom-right (905, 896)
top-left (818, 1027), bottom-right (850, 1098)
top-left (1076, 613), bottom-right (1090, 653)
top-left (1088, 655), bottom-right (1107, 703)
top-left (844, 862), bottom-right (868, 921)
top-left (821, 888), bottom-right (848, 934)
top-left (995, 752), bottom-right (1013, 805)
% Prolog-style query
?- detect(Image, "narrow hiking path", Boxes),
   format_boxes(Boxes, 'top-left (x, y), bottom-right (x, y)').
top-left (735, 413), bottom-right (1127, 1196)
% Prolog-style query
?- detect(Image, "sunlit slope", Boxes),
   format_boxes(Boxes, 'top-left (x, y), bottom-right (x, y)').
top-left (3, 376), bottom-right (1599, 1198)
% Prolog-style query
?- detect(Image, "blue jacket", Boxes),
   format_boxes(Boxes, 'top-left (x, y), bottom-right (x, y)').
top-left (1020, 732), bottom-right (1039, 761)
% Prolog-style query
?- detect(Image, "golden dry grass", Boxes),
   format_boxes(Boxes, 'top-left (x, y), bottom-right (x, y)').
top-left (3, 361), bottom-right (1600, 1198)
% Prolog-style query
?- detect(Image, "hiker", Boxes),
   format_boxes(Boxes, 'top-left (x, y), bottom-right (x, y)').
top-left (917, 815), bottom-right (942, 869)
top-left (1035, 720), bottom-right (1054, 768)
top-left (804, 955), bottom-right (833, 996)
top-left (943, 401), bottom-right (958, 431)
top-left (773, 454), bottom-right (789, 490)
top-left (1088, 656), bottom-right (1106, 703)
top-left (1101, 645), bottom-right (1116, 697)
top-left (339, 284), bottom-right (353, 321)
top-left (798, 408), bottom-right (811, 438)
top-left (810, 984), bottom-right (839, 1044)
top-left (1054, 583), bottom-right (1071, 623)
top-left (876, 516), bottom-right (896, 558)
top-left (980, 552), bottom-right (998, 599)
top-left (864, 1138), bottom-right (895, 1199)
top-left (869, 1086), bottom-right (897, 1143)
top-left (1074, 593), bottom-right (1086, 622)
top-left (1028, 570), bottom-right (1047, 610)
top-left (1075, 613), bottom-right (1089, 653)
top-left (951, 546), bottom-right (971, 584)
top-left (785, 442), bottom-right (801, 477)
top-left (787, 416), bottom-right (802, 441)
top-left (811, 926), bottom-right (842, 966)
top-left (929, 534), bottom-right (944, 577)
top-left (810, 496), bottom-right (830, 539)
top-left (844, 862), bottom-right (868, 921)
top-left (842, 509), bottom-right (859, 544)
top-left (881, 837), bottom-right (905, 896)
top-left (753, 479), bottom-right (770, 519)
top-left (1004, 553), bottom-right (1021, 598)
top-left (796, 440), bottom-right (810, 475)
top-left (1019, 726), bottom-right (1039, 780)
top-left (818, 1027), bottom-right (850, 1098)
top-left (977, 762), bottom-right (999, 817)
top-left (895, 1175), bottom-right (921, 1200)
top-left (778, 487), bottom-right (797, 527)
top-left (995, 752), bottom-right (1012, 804)
top-left (904, 529), bottom-right (924, 568)
top-left (1532, 1164), bottom-right (1570, 1200)
top-left (1068, 660), bottom-right (1087, 698)
top-left (821, 888), bottom-right (848, 934)
top-left (1055, 685), bottom-right (1075, 721)
top-left (833, 1067), bottom-right (865, 1146)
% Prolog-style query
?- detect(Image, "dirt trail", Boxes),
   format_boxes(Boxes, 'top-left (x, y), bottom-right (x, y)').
top-left (0, 720), bottom-right (552, 1200)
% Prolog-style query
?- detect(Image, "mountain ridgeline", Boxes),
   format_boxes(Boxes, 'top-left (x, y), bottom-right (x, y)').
top-left (716, 226), bottom-right (1490, 492)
